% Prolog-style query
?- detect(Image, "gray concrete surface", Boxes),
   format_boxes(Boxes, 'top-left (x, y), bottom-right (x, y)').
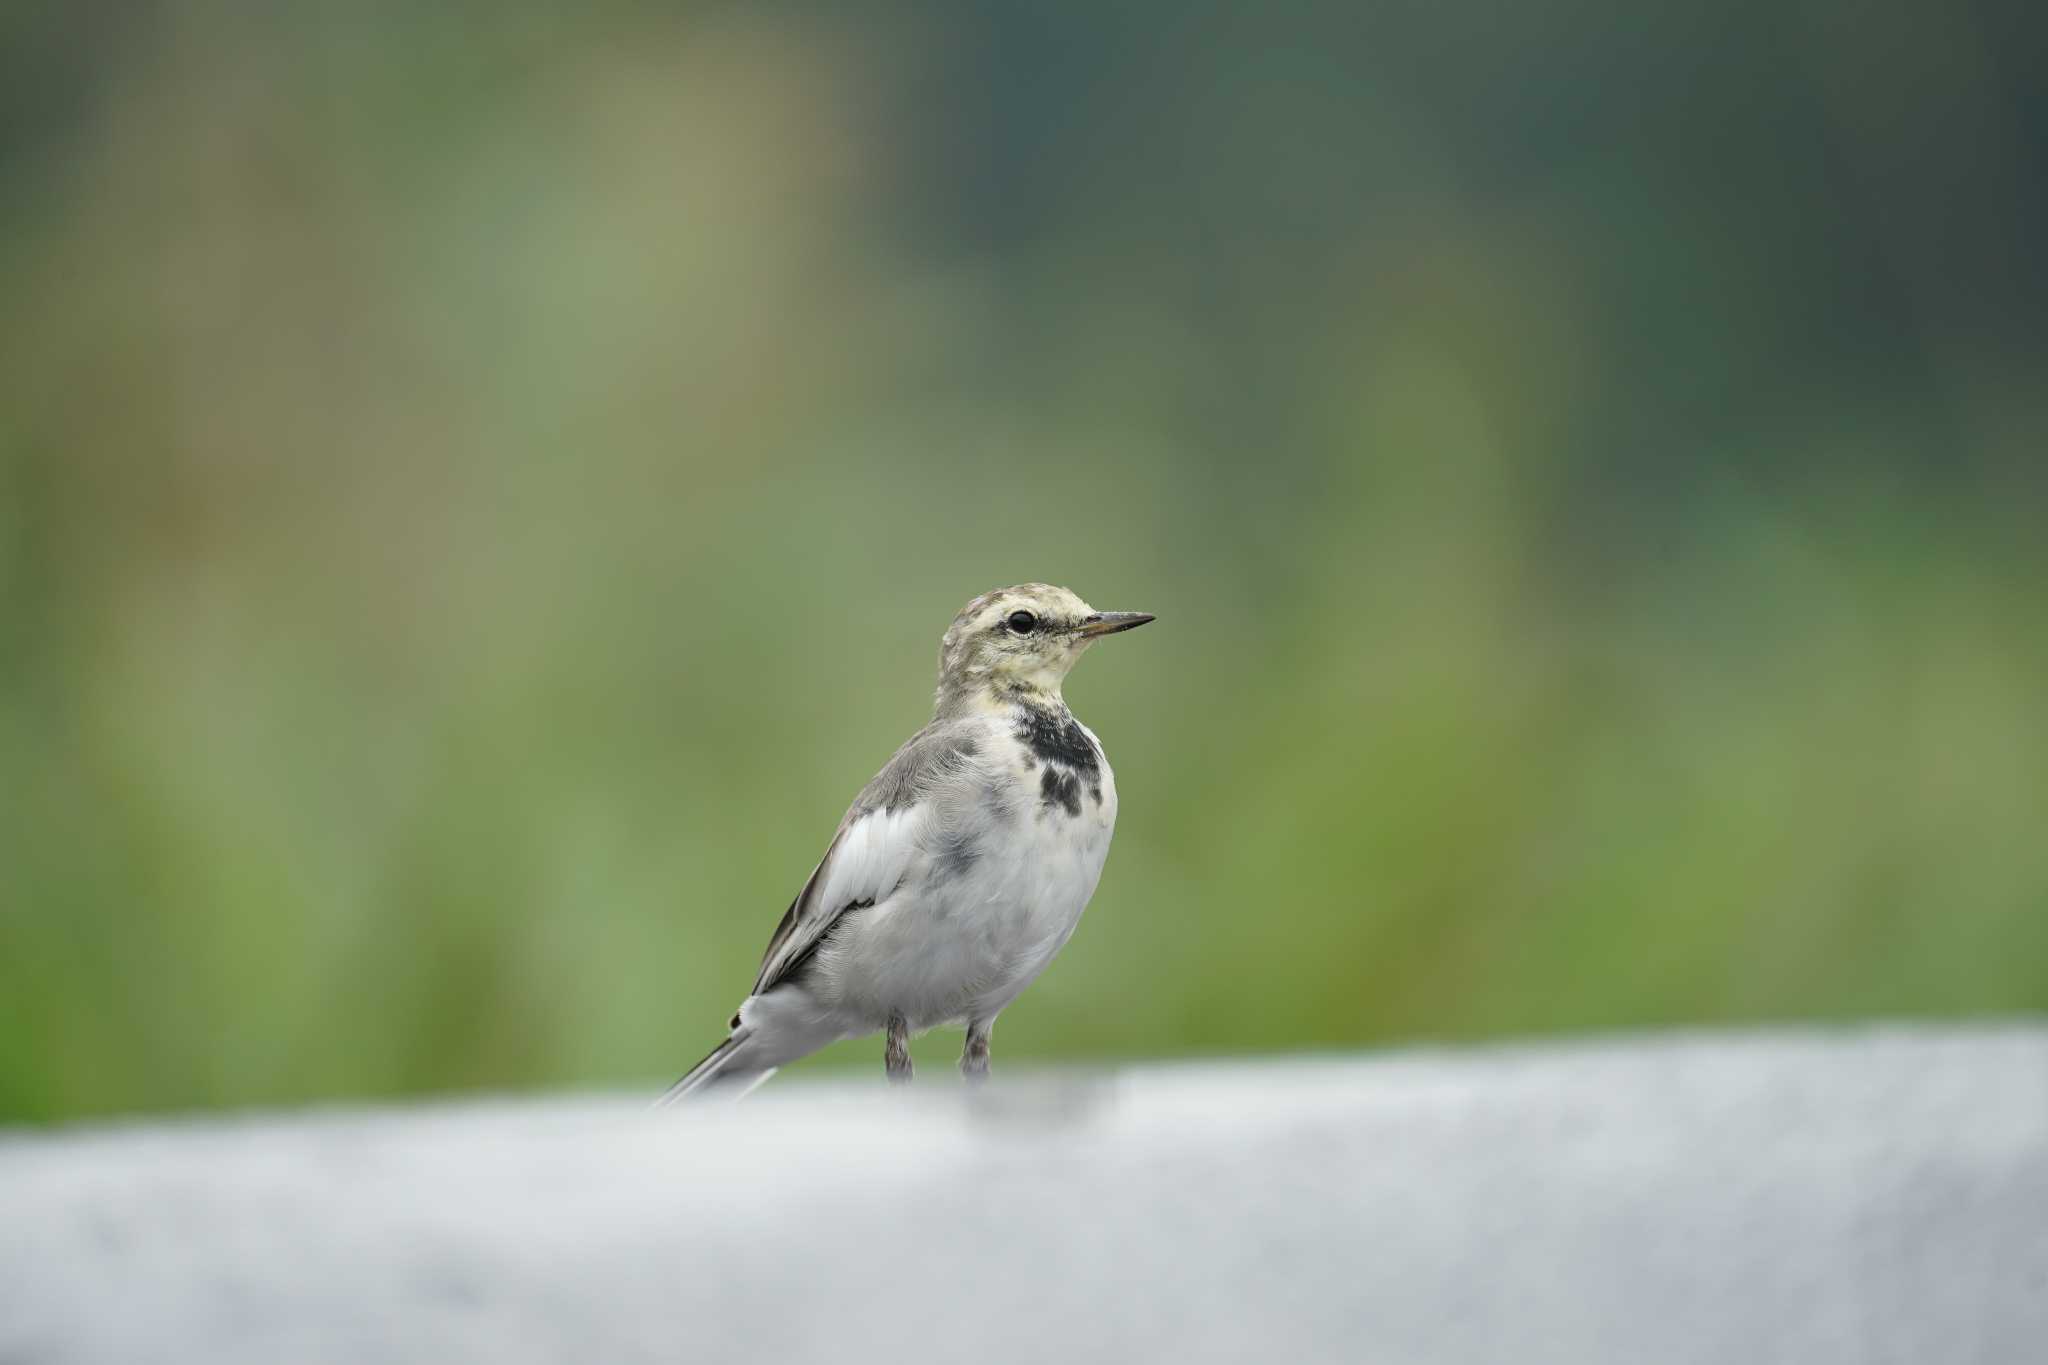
top-left (3, 1026), bottom-right (2045, 1364)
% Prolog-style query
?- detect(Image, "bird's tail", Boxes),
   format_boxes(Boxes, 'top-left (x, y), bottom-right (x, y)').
top-left (653, 1032), bottom-right (778, 1107)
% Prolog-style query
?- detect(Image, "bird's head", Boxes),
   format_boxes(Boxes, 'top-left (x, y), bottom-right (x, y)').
top-left (934, 583), bottom-right (1153, 717)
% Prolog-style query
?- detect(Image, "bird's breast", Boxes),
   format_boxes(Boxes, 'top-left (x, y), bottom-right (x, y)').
top-left (1005, 703), bottom-right (1116, 829)
top-left (974, 721), bottom-right (1118, 948)
top-left (828, 722), bottom-right (1116, 1028)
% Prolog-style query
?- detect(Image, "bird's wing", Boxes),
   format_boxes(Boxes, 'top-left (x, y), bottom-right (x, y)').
top-left (746, 717), bottom-right (987, 999)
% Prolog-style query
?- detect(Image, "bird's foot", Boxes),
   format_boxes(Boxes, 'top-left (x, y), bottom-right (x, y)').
top-left (960, 1022), bottom-right (991, 1085)
top-left (885, 1011), bottom-right (912, 1084)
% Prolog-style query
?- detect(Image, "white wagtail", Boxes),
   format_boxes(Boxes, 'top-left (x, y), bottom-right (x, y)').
top-left (658, 584), bottom-right (1153, 1100)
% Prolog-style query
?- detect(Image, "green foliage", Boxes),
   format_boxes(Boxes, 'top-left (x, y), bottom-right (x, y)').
top-left (3, 1), bottom-right (2044, 1119)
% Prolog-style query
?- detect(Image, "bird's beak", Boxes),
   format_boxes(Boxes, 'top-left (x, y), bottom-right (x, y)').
top-left (1077, 611), bottom-right (1155, 638)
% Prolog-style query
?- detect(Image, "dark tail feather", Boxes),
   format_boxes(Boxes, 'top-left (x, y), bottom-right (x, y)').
top-left (653, 1032), bottom-right (777, 1107)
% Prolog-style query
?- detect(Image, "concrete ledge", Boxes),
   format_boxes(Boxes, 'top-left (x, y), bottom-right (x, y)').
top-left (4, 1026), bottom-right (2046, 1363)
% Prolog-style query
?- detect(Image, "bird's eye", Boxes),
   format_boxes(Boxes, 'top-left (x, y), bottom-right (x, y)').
top-left (1005, 610), bottom-right (1038, 635)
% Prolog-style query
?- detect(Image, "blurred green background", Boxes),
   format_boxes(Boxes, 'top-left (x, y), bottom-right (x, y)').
top-left (3, 1), bottom-right (2044, 1122)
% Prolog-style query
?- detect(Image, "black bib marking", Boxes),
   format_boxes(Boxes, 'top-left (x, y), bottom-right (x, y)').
top-left (1016, 704), bottom-right (1099, 776)
top-left (1040, 766), bottom-right (1083, 818)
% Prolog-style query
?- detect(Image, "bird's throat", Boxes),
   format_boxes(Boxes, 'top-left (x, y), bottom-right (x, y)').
top-left (937, 673), bottom-right (1063, 720)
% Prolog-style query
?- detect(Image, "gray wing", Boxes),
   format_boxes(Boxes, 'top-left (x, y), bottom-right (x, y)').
top-left (744, 718), bottom-right (986, 1000)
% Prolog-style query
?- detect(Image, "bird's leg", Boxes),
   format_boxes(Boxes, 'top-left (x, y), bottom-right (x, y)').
top-left (960, 1019), bottom-right (992, 1083)
top-left (884, 1011), bottom-right (913, 1084)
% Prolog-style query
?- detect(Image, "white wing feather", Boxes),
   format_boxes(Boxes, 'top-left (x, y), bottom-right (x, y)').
top-left (749, 805), bottom-right (927, 996)
top-left (811, 807), bottom-right (923, 925)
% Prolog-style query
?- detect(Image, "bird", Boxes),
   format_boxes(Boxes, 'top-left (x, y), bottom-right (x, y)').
top-left (657, 583), bottom-right (1153, 1101)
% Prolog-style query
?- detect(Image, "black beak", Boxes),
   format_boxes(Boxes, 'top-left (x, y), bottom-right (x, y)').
top-left (1077, 611), bottom-right (1155, 638)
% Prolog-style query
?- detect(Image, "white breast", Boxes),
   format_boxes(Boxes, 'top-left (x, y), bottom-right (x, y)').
top-left (820, 713), bottom-right (1118, 1031)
